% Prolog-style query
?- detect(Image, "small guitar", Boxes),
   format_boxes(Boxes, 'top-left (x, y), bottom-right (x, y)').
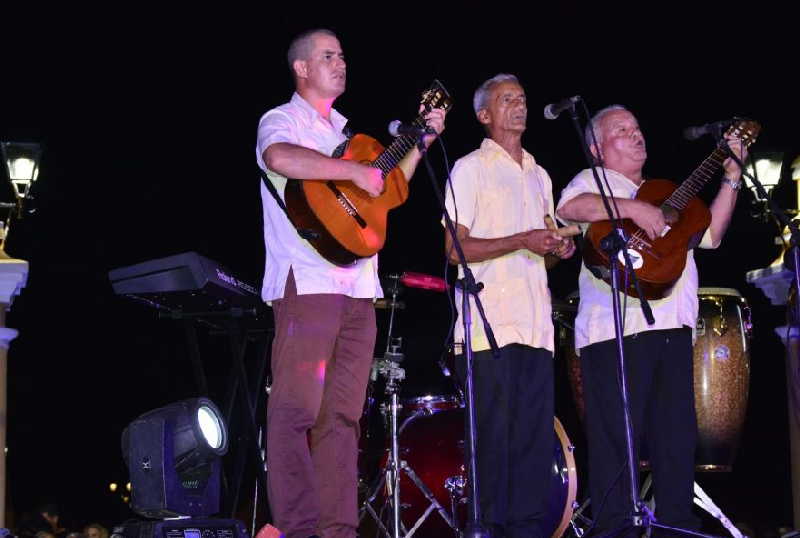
top-left (582, 118), bottom-right (760, 299)
top-left (284, 80), bottom-right (453, 266)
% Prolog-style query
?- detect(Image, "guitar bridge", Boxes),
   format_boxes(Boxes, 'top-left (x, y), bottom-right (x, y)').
top-left (627, 236), bottom-right (660, 260)
top-left (326, 181), bottom-right (367, 228)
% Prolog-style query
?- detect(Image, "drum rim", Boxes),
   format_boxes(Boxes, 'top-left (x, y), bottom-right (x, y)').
top-left (697, 287), bottom-right (743, 297)
top-left (400, 393), bottom-right (462, 406)
top-left (554, 417), bottom-right (577, 538)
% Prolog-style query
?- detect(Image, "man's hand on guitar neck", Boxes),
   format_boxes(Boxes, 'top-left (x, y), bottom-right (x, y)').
top-left (721, 134), bottom-right (748, 184)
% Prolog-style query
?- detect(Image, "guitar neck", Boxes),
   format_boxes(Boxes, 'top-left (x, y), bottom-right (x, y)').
top-left (372, 116), bottom-right (429, 178)
top-left (664, 145), bottom-right (730, 210)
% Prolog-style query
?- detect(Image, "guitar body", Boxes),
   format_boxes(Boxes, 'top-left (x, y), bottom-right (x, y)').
top-left (284, 133), bottom-right (409, 266)
top-left (583, 179), bottom-right (712, 299)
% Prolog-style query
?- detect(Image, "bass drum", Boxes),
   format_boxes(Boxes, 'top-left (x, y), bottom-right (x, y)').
top-left (376, 407), bottom-right (577, 538)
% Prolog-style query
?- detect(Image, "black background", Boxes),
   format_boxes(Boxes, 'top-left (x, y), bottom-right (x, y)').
top-left (1, 5), bottom-right (797, 535)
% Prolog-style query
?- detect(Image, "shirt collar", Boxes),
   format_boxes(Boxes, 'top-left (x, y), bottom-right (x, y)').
top-left (594, 167), bottom-right (642, 191)
top-left (480, 137), bottom-right (536, 170)
top-left (290, 92), bottom-right (349, 134)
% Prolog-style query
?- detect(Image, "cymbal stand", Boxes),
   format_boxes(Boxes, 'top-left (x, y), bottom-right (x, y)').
top-left (360, 278), bottom-right (456, 537)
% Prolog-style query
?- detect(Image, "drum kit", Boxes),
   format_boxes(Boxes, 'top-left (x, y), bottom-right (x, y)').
top-left (359, 273), bottom-right (753, 538)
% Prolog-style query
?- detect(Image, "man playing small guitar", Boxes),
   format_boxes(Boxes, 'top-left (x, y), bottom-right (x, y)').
top-left (255, 28), bottom-right (445, 538)
top-left (556, 106), bottom-right (748, 534)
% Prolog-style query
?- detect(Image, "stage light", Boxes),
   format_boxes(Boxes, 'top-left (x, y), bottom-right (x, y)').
top-left (121, 397), bottom-right (228, 518)
top-left (109, 483), bottom-right (118, 493)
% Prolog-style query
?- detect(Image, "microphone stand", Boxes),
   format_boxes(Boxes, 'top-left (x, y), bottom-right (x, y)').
top-left (563, 103), bottom-right (718, 538)
top-left (417, 136), bottom-right (499, 538)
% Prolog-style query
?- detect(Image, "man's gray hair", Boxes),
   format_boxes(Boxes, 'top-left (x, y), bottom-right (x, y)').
top-left (473, 73), bottom-right (520, 115)
top-left (584, 104), bottom-right (629, 149)
top-left (287, 28), bottom-right (337, 70)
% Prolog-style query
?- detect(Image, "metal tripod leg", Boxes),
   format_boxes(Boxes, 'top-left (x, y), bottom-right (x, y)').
top-left (400, 459), bottom-right (458, 537)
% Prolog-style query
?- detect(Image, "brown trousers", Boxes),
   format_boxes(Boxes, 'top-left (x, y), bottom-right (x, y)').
top-left (266, 271), bottom-right (376, 538)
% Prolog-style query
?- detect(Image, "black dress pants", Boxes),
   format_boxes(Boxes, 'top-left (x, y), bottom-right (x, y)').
top-left (456, 343), bottom-right (554, 538)
top-left (580, 328), bottom-right (701, 536)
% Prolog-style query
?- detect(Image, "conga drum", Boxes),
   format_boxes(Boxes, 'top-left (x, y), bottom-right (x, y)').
top-left (561, 288), bottom-right (752, 472)
top-left (694, 287), bottom-right (752, 471)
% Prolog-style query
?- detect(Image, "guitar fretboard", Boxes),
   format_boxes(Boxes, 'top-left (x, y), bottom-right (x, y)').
top-left (664, 145), bottom-right (730, 211)
top-left (372, 116), bottom-right (430, 178)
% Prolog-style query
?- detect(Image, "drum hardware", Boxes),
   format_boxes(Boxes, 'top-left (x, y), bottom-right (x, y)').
top-left (360, 273), bottom-right (458, 538)
top-left (390, 410), bottom-right (575, 538)
top-left (361, 338), bottom-right (458, 538)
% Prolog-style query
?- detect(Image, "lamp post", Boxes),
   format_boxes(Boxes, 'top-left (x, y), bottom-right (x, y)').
top-left (744, 152), bottom-right (784, 223)
top-left (0, 141), bottom-right (35, 527)
top-left (745, 152), bottom-right (800, 530)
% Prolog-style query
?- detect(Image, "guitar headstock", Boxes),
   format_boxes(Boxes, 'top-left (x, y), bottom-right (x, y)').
top-left (420, 79), bottom-right (454, 114)
top-left (726, 118), bottom-right (761, 148)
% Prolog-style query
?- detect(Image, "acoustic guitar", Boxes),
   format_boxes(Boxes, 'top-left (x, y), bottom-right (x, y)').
top-left (582, 118), bottom-right (760, 300)
top-left (284, 80), bottom-right (453, 266)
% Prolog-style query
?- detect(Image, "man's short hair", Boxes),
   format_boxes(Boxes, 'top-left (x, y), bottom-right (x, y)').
top-left (287, 28), bottom-right (338, 71)
top-left (472, 73), bottom-right (520, 116)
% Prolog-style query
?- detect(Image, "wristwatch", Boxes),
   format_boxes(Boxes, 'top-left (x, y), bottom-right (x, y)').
top-left (721, 177), bottom-right (742, 191)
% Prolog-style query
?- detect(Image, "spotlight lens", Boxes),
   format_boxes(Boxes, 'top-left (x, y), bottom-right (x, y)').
top-left (197, 406), bottom-right (223, 449)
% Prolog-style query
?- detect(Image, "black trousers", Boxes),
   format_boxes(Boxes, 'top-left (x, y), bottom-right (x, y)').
top-left (580, 328), bottom-right (701, 535)
top-left (456, 344), bottom-right (554, 538)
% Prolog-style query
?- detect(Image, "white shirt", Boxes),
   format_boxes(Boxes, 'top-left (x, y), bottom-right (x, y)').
top-left (556, 167), bottom-right (715, 350)
top-left (256, 92), bottom-right (382, 302)
top-left (444, 138), bottom-right (555, 353)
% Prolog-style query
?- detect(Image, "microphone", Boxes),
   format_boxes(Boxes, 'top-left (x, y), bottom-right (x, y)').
top-left (543, 95), bottom-right (581, 120)
top-left (388, 120), bottom-right (434, 138)
top-left (683, 119), bottom-right (732, 141)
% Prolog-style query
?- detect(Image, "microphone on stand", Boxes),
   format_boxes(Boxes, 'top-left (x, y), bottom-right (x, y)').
top-left (543, 95), bottom-right (581, 120)
top-left (388, 120), bottom-right (434, 138)
top-left (683, 119), bottom-right (733, 141)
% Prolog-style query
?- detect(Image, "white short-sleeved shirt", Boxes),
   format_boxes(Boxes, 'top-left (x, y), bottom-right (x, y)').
top-left (444, 138), bottom-right (555, 353)
top-left (256, 92), bottom-right (382, 302)
top-left (556, 167), bottom-right (715, 350)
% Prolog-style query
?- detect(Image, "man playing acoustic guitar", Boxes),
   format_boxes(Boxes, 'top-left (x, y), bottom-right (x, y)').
top-left (556, 105), bottom-right (747, 534)
top-left (256, 28), bottom-right (446, 538)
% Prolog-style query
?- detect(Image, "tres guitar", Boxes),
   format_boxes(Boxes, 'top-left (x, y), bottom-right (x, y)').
top-left (583, 118), bottom-right (760, 300)
top-left (284, 80), bottom-right (453, 266)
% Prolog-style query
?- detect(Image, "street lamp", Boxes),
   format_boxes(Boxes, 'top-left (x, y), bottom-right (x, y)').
top-left (0, 141), bottom-right (42, 255)
top-left (744, 152), bottom-right (784, 222)
top-left (0, 141), bottom-right (42, 214)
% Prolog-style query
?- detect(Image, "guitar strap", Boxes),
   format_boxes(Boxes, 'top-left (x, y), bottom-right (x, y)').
top-left (258, 122), bottom-right (353, 241)
top-left (258, 169), bottom-right (320, 241)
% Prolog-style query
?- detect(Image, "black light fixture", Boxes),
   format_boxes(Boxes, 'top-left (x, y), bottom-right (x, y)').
top-left (0, 141), bottom-right (42, 216)
top-left (744, 151), bottom-right (784, 222)
top-left (121, 397), bottom-right (229, 518)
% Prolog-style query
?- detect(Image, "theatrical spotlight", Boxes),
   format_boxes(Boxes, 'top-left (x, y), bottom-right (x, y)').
top-left (115, 398), bottom-right (247, 538)
top-left (121, 397), bottom-right (229, 518)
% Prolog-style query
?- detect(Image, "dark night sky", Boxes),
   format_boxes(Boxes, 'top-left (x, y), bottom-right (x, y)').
top-left (1, 5), bottom-right (798, 534)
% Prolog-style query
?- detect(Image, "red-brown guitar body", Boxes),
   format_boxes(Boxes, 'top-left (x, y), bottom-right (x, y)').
top-left (583, 179), bottom-right (711, 300)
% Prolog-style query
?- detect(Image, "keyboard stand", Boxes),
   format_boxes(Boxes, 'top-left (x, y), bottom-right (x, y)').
top-left (158, 306), bottom-right (272, 528)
